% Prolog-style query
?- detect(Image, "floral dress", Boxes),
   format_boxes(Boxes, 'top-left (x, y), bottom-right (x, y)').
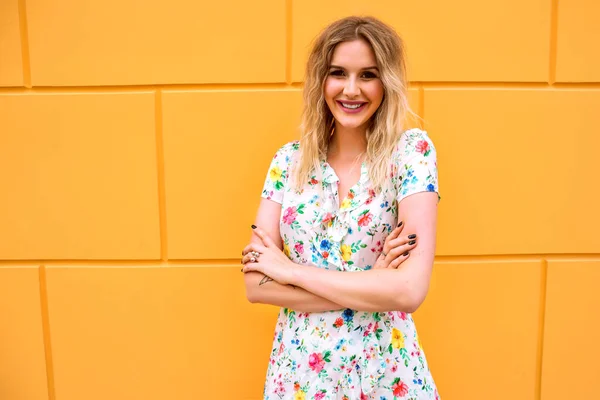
top-left (260, 128), bottom-right (440, 400)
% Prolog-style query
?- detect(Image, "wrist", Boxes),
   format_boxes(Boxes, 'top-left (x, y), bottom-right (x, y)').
top-left (288, 260), bottom-right (304, 287)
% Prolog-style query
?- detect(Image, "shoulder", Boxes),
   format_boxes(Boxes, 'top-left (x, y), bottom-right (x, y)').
top-left (266, 140), bottom-right (301, 183)
top-left (392, 128), bottom-right (437, 163)
top-left (396, 128), bottom-right (435, 154)
top-left (271, 140), bottom-right (301, 163)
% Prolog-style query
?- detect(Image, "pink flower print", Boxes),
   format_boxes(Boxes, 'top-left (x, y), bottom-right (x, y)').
top-left (366, 188), bottom-right (376, 205)
top-left (358, 212), bottom-right (373, 227)
top-left (308, 352), bottom-right (325, 373)
top-left (416, 139), bottom-right (429, 154)
top-left (315, 392), bottom-right (326, 400)
top-left (283, 207), bottom-right (298, 224)
top-left (392, 379), bottom-right (409, 397)
top-left (294, 242), bottom-right (304, 254)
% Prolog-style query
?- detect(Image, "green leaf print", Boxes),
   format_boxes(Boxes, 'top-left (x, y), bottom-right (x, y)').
top-left (388, 343), bottom-right (393, 354)
top-left (274, 180), bottom-right (284, 190)
top-left (296, 203), bottom-right (305, 214)
top-left (323, 350), bottom-right (332, 362)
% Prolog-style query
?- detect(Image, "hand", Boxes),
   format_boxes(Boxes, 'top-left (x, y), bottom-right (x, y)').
top-left (373, 222), bottom-right (417, 269)
top-left (241, 225), bottom-right (297, 286)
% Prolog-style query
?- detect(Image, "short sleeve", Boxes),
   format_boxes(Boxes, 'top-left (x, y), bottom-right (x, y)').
top-left (392, 128), bottom-right (439, 203)
top-left (260, 141), bottom-right (299, 204)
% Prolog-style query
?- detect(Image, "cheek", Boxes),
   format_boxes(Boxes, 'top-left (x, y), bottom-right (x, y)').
top-left (324, 78), bottom-right (342, 101)
top-left (368, 82), bottom-right (384, 106)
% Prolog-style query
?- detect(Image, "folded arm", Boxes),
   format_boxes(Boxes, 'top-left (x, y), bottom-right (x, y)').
top-left (243, 198), bottom-right (344, 313)
top-left (290, 192), bottom-right (438, 312)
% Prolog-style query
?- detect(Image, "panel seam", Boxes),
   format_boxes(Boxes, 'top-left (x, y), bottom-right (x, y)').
top-left (39, 265), bottom-right (56, 400)
top-left (17, 0), bottom-right (32, 87)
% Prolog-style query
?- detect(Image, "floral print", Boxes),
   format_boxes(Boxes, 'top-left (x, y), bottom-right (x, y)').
top-left (260, 129), bottom-right (440, 399)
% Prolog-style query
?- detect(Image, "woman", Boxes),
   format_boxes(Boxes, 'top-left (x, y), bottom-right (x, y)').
top-left (242, 16), bottom-right (440, 400)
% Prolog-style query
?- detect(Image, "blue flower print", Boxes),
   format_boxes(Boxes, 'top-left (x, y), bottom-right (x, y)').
top-left (343, 308), bottom-right (355, 322)
top-left (320, 239), bottom-right (331, 251)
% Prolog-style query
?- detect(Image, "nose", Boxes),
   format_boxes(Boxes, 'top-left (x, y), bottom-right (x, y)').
top-left (343, 76), bottom-right (360, 98)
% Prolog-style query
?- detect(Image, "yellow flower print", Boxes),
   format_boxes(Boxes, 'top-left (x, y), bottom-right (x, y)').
top-left (391, 327), bottom-right (405, 349)
top-left (294, 389), bottom-right (306, 400)
top-left (340, 198), bottom-right (351, 209)
top-left (269, 166), bottom-right (282, 181)
top-left (340, 244), bottom-right (352, 262)
top-left (283, 243), bottom-right (291, 257)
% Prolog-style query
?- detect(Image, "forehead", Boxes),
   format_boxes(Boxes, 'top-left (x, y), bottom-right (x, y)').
top-left (330, 39), bottom-right (377, 67)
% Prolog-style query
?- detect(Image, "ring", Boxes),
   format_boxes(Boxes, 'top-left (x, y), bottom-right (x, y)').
top-left (250, 257), bottom-right (256, 263)
top-left (251, 251), bottom-right (260, 257)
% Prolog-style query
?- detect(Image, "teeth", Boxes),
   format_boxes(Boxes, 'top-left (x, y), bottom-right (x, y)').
top-left (341, 102), bottom-right (363, 109)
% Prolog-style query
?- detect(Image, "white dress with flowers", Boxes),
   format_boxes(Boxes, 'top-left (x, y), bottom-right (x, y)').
top-left (260, 128), bottom-right (440, 400)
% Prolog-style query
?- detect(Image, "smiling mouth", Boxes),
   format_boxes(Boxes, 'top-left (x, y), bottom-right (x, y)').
top-left (336, 100), bottom-right (367, 112)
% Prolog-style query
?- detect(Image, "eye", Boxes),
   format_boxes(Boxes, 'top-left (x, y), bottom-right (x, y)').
top-left (361, 71), bottom-right (378, 79)
top-left (329, 69), bottom-right (345, 77)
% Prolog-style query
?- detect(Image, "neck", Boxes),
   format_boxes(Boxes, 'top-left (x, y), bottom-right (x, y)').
top-left (328, 123), bottom-right (368, 160)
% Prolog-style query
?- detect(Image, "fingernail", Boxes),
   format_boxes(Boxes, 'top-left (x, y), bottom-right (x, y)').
top-left (403, 252), bottom-right (409, 256)
top-left (409, 240), bottom-right (416, 245)
top-left (397, 221), bottom-right (403, 228)
top-left (240, 268), bottom-right (243, 272)
top-left (408, 234), bottom-right (416, 239)
top-left (251, 225), bottom-right (257, 229)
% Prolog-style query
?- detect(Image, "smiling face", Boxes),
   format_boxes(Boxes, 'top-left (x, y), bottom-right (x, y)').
top-left (324, 39), bottom-right (384, 132)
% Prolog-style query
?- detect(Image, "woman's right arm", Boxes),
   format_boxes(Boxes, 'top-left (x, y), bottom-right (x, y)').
top-left (244, 198), bottom-right (344, 313)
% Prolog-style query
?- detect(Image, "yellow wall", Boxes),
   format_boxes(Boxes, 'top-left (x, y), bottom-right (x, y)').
top-left (1, 0), bottom-right (599, 399)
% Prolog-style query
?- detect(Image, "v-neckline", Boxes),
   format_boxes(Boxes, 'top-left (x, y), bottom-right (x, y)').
top-left (322, 160), bottom-right (367, 210)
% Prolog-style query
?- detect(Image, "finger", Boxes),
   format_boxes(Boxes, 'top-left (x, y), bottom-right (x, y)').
top-left (386, 240), bottom-right (418, 260)
top-left (242, 242), bottom-right (268, 257)
top-left (388, 252), bottom-right (410, 269)
top-left (251, 225), bottom-right (276, 247)
top-left (386, 233), bottom-right (417, 251)
top-left (241, 259), bottom-right (262, 273)
top-left (242, 246), bottom-right (267, 263)
top-left (382, 222), bottom-right (406, 256)
top-left (387, 221), bottom-right (405, 242)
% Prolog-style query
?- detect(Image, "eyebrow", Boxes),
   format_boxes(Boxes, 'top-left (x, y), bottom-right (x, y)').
top-left (329, 65), bottom-right (379, 71)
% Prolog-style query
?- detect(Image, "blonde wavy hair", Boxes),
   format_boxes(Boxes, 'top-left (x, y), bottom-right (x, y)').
top-left (293, 16), bottom-right (418, 191)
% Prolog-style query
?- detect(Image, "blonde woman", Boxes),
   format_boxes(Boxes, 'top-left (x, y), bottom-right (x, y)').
top-left (242, 16), bottom-right (440, 399)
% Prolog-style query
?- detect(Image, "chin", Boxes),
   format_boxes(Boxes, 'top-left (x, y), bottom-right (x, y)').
top-left (334, 117), bottom-right (369, 129)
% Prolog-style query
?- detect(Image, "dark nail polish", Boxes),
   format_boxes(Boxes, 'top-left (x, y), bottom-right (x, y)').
top-left (408, 234), bottom-right (416, 239)
top-left (409, 240), bottom-right (416, 245)
top-left (251, 225), bottom-right (257, 229)
top-left (240, 268), bottom-right (243, 272)
top-left (397, 221), bottom-right (403, 228)
top-left (403, 252), bottom-right (409, 256)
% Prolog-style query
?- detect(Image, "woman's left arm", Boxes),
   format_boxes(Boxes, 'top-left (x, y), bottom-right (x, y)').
top-left (245, 191), bottom-right (438, 313)
top-left (293, 191), bottom-right (438, 312)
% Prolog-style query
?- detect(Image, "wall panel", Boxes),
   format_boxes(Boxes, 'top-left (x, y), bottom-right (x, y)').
top-left (0, 93), bottom-right (160, 259)
top-left (555, 0), bottom-right (600, 82)
top-left (162, 89), bottom-right (302, 259)
top-left (425, 89), bottom-right (600, 255)
top-left (0, 267), bottom-right (48, 400)
top-left (0, 0), bottom-right (23, 86)
top-left (414, 260), bottom-right (543, 400)
top-left (26, 0), bottom-right (286, 86)
top-left (46, 266), bottom-right (277, 400)
top-left (292, 0), bottom-right (550, 82)
top-left (541, 260), bottom-right (600, 400)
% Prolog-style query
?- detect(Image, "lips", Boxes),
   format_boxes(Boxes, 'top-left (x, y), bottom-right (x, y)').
top-left (336, 100), bottom-right (367, 114)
